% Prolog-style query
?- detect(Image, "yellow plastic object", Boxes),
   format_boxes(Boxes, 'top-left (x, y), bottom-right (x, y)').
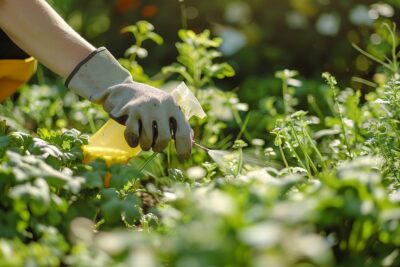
top-left (82, 119), bottom-right (141, 166)
top-left (0, 57), bottom-right (37, 101)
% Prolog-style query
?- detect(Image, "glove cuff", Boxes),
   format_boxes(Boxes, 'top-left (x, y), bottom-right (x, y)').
top-left (65, 47), bottom-right (131, 102)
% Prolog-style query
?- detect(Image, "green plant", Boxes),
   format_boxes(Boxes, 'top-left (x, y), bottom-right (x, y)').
top-left (119, 20), bottom-right (164, 84)
top-left (2, 17), bottom-right (400, 267)
top-left (162, 29), bottom-right (235, 90)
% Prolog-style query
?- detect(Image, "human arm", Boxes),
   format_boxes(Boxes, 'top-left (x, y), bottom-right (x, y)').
top-left (0, 0), bottom-right (192, 158)
top-left (0, 0), bottom-right (95, 78)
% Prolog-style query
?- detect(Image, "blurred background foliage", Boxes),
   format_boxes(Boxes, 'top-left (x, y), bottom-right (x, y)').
top-left (47, 0), bottom-right (399, 81)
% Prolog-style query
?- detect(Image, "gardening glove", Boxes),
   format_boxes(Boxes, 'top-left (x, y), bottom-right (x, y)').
top-left (65, 47), bottom-right (192, 159)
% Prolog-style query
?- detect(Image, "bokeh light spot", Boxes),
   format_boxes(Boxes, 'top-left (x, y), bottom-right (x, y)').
top-left (224, 2), bottom-right (251, 24)
top-left (355, 55), bottom-right (370, 72)
top-left (87, 13), bottom-right (110, 38)
top-left (141, 5), bottom-right (158, 18)
top-left (347, 30), bottom-right (360, 44)
top-left (116, 0), bottom-right (140, 14)
top-left (370, 33), bottom-right (382, 45)
top-left (349, 5), bottom-right (373, 26)
top-left (316, 13), bottom-right (341, 36)
top-left (286, 11), bottom-right (308, 29)
top-left (186, 6), bottom-right (199, 20)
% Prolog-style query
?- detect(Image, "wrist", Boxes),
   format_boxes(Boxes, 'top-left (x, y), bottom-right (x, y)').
top-left (66, 47), bottom-right (132, 102)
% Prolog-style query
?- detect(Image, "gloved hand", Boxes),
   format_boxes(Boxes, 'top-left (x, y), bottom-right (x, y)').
top-left (65, 47), bottom-right (192, 159)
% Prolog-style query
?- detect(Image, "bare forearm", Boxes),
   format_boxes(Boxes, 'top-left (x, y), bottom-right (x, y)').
top-left (0, 0), bottom-right (95, 78)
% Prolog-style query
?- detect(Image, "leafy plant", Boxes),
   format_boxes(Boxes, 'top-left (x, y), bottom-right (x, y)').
top-left (2, 17), bottom-right (400, 267)
top-left (163, 29), bottom-right (235, 90)
top-left (119, 20), bottom-right (164, 84)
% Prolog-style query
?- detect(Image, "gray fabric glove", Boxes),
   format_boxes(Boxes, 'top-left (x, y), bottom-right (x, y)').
top-left (65, 47), bottom-right (192, 159)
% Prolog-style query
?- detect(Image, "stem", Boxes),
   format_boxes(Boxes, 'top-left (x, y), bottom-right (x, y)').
top-left (167, 142), bottom-right (172, 167)
top-left (94, 219), bottom-right (105, 230)
top-left (304, 148), bottom-right (318, 174)
top-left (235, 148), bottom-right (243, 176)
top-left (130, 37), bottom-right (143, 63)
top-left (352, 43), bottom-right (392, 71)
top-left (303, 154), bottom-right (314, 175)
top-left (234, 110), bottom-right (252, 141)
top-left (289, 125), bottom-right (318, 175)
top-left (332, 87), bottom-right (353, 159)
top-left (282, 80), bottom-right (289, 115)
top-left (179, 71), bottom-right (195, 86)
top-left (351, 77), bottom-right (377, 88)
top-left (155, 155), bottom-right (166, 177)
top-left (285, 140), bottom-right (311, 178)
top-left (85, 110), bottom-right (97, 134)
top-left (308, 95), bottom-right (324, 124)
top-left (278, 144), bottom-right (291, 174)
top-left (36, 64), bottom-right (46, 85)
top-left (338, 116), bottom-right (352, 158)
top-left (141, 219), bottom-right (150, 233)
top-left (179, 0), bottom-right (187, 30)
top-left (384, 23), bottom-right (398, 74)
top-left (303, 127), bottom-right (326, 169)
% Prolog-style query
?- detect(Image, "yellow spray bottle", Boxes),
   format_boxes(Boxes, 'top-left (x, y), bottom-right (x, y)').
top-left (81, 82), bottom-right (206, 186)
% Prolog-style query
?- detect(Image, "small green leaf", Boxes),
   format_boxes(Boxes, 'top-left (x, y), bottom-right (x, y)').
top-left (147, 32), bottom-right (164, 45)
top-left (137, 20), bottom-right (154, 33)
top-left (206, 63), bottom-right (235, 79)
top-left (121, 25), bottom-right (138, 35)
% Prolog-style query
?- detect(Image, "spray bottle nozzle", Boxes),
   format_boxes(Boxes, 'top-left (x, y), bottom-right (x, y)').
top-left (192, 141), bottom-right (210, 152)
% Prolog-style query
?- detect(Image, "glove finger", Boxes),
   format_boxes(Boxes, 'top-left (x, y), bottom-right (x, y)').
top-left (139, 112), bottom-right (154, 151)
top-left (107, 100), bottom-right (129, 125)
top-left (108, 103), bottom-right (131, 126)
top-left (152, 116), bottom-right (172, 153)
top-left (108, 99), bottom-right (140, 125)
top-left (110, 114), bottom-right (128, 125)
top-left (123, 112), bottom-right (140, 147)
top-left (170, 109), bottom-right (192, 160)
top-left (104, 91), bottom-right (130, 115)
